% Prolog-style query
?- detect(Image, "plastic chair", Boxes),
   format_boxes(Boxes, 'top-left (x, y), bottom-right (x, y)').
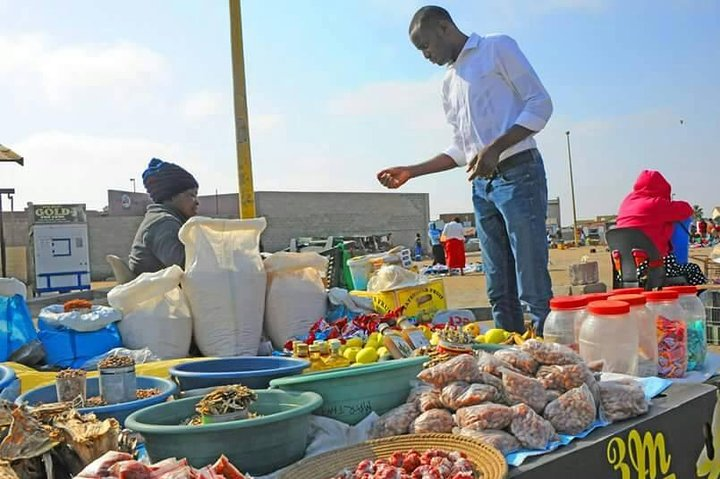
top-left (105, 255), bottom-right (137, 285)
top-left (606, 227), bottom-right (687, 290)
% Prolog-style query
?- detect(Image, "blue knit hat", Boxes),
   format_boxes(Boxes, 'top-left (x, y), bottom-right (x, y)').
top-left (142, 158), bottom-right (198, 203)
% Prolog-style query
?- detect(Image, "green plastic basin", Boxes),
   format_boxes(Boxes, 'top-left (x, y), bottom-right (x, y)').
top-left (125, 389), bottom-right (322, 475)
top-left (269, 356), bottom-right (427, 425)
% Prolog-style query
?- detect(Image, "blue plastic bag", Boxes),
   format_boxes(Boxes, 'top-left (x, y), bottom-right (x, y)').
top-left (38, 319), bottom-right (122, 368)
top-left (0, 294), bottom-right (39, 362)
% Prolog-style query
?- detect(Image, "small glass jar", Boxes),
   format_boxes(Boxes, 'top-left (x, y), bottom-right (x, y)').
top-left (643, 290), bottom-right (688, 378)
top-left (579, 300), bottom-right (638, 375)
top-left (543, 296), bottom-right (588, 352)
top-left (666, 286), bottom-right (707, 371)
top-left (608, 293), bottom-right (658, 377)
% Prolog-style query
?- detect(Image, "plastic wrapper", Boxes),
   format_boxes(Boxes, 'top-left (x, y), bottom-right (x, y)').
top-left (417, 354), bottom-right (481, 388)
top-left (543, 384), bottom-right (597, 435)
top-left (369, 402), bottom-right (420, 439)
top-left (453, 427), bottom-right (521, 454)
top-left (545, 389), bottom-right (562, 403)
top-left (598, 380), bottom-right (649, 422)
top-left (477, 351), bottom-right (520, 378)
top-left (411, 408), bottom-right (455, 434)
top-left (494, 349), bottom-right (539, 376)
top-left (520, 339), bottom-right (583, 365)
top-left (536, 363), bottom-right (595, 393)
top-left (416, 388), bottom-right (444, 412)
top-left (440, 382), bottom-right (497, 411)
top-left (510, 403), bottom-right (558, 450)
top-left (502, 368), bottom-right (548, 413)
top-left (407, 382), bottom-right (431, 405)
top-left (454, 403), bottom-right (514, 430)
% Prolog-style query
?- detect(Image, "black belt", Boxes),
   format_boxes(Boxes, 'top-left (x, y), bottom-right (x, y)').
top-left (493, 148), bottom-right (539, 176)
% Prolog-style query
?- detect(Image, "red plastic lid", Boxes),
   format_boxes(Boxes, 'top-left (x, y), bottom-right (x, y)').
top-left (587, 300), bottom-right (631, 316)
top-left (642, 290), bottom-right (679, 301)
top-left (608, 294), bottom-right (646, 306)
top-left (583, 292), bottom-right (613, 301)
top-left (663, 285), bottom-right (698, 296)
top-left (550, 296), bottom-right (588, 310)
top-left (613, 287), bottom-right (644, 295)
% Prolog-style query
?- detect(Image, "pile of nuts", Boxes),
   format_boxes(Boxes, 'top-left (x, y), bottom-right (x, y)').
top-left (98, 355), bottom-right (135, 370)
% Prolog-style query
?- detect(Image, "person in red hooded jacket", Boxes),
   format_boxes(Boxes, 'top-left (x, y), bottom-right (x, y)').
top-left (616, 170), bottom-right (706, 285)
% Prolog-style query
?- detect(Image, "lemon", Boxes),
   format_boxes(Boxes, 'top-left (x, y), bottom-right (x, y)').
top-left (419, 325), bottom-right (432, 340)
top-left (430, 332), bottom-right (441, 346)
top-left (368, 332), bottom-right (382, 343)
top-left (365, 339), bottom-right (381, 350)
top-left (474, 334), bottom-right (486, 344)
top-left (356, 347), bottom-right (379, 364)
top-left (339, 345), bottom-right (347, 355)
top-left (463, 322), bottom-right (481, 337)
top-left (343, 347), bottom-right (361, 362)
top-left (345, 337), bottom-right (363, 349)
top-left (377, 346), bottom-right (390, 358)
top-left (485, 328), bottom-right (508, 344)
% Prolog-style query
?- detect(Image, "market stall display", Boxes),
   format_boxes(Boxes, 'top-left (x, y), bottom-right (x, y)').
top-left (644, 291), bottom-right (689, 378)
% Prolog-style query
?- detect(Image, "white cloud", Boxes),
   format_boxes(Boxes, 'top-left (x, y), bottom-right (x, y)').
top-left (251, 114), bottom-right (285, 134)
top-left (182, 91), bottom-right (226, 121)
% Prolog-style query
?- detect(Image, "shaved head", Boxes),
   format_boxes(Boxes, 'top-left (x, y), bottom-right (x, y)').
top-left (408, 6), bottom-right (466, 66)
top-left (409, 5), bottom-right (455, 34)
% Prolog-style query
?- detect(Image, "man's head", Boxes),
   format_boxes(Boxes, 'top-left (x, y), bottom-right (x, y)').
top-left (409, 6), bottom-right (465, 66)
top-left (453, 217), bottom-right (461, 223)
top-left (142, 158), bottom-right (199, 218)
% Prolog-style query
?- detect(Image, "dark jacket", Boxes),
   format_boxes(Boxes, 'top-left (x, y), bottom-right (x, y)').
top-left (128, 204), bottom-right (188, 275)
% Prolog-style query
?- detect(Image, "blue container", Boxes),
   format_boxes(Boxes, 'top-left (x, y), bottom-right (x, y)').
top-left (169, 356), bottom-right (309, 391)
top-left (0, 365), bottom-right (18, 400)
top-left (671, 217), bottom-right (692, 264)
top-left (16, 376), bottom-right (177, 426)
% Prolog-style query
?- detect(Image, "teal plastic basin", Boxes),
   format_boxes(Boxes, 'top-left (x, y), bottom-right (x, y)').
top-left (269, 356), bottom-right (427, 425)
top-left (125, 389), bottom-right (322, 475)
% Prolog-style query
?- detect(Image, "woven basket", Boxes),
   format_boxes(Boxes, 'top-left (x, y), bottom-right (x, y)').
top-left (279, 433), bottom-right (508, 479)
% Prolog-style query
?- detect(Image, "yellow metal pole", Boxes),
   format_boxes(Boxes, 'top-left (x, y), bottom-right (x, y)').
top-left (229, 0), bottom-right (256, 218)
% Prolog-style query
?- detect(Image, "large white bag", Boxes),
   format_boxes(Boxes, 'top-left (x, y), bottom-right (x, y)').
top-left (39, 305), bottom-right (122, 332)
top-left (0, 278), bottom-right (27, 299)
top-left (107, 265), bottom-right (192, 359)
top-left (179, 216), bottom-right (267, 356)
top-left (264, 252), bottom-right (328, 348)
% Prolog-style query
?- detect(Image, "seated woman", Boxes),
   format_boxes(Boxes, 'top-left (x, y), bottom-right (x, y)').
top-left (128, 158), bottom-right (199, 275)
top-left (616, 170), bottom-right (706, 285)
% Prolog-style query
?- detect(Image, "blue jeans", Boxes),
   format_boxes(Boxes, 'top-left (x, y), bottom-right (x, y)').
top-left (472, 149), bottom-right (552, 334)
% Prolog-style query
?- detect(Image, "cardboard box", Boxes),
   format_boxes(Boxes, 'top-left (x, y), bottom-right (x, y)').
top-left (351, 279), bottom-right (446, 317)
top-left (510, 382), bottom-right (717, 478)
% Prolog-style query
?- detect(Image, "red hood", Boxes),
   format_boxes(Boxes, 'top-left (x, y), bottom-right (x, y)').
top-left (632, 170), bottom-right (671, 200)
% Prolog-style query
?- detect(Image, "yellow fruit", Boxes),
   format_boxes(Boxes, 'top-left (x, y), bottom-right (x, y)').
top-left (377, 346), bottom-right (390, 358)
top-left (463, 322), bottom-right (481, 337)
top-left (343, 347), bottom-right (361, 362)
top-left (474, 334), bottom-right (486, 344)
top-left (345, 337), bottom-right (363, 349)
top-left (339, 345), bottom-right (347, 355)
top-left (368, 332), bottom-right (382, 343)
top-left (419, 325), bottom-right (432, 340)
top-left (430, 332), bottom-right (441, 346)
top-left (485, 329), bottom-right (508, 344)
top-left (356, 347), bottom-right (379, 364)
top-left (350, 362), bottom-right (366, 367)
top-left (365, 339), bottom-right (381, 350)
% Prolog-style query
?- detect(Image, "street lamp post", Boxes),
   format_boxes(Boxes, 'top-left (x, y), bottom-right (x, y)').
top-left (565, 131), bottom-right (580, 245)
top-left (0, 188), bottom-right (16, 277)
top-left (130, 178), bottom-right (136, 193)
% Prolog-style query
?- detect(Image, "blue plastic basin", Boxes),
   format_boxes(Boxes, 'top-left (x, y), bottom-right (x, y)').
top-left (169, 356), bottom-right (309, 391)
top-left (16, 376), bottom-right (177, 425)
top-left (0, 365), bottom-right (17, 391)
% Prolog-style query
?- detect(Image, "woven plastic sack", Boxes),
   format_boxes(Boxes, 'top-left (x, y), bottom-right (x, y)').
top-left (38, 305), bottom-right (121, 333)
top-left (0, 295), bottom-right (38, 362)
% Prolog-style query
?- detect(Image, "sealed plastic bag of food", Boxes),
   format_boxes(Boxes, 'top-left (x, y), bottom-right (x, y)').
top-left (510, 403), bottom-right (558, 450)
top-left (411, 408), bottom-right (455, 434)
top-left (455, 403), bottom-right (514, 430)
top-left (417, 354), bottom-right (481, 388)
top-left (521, 339), bottom-right (583, 366)
top-left (441, 382), bottom-right (497, 411)
top-left (369, 402), bottom-right (420, 439)
top-left (543, 384), bottom-right (597, 435)
top-left (545, 389), bottom-right (562, 403)
top-left (477, 351), bottom-right (520, 378)
top-left (453, 427), bottom-right (521, 454)
top-left (413, 387), bottom-right (444, 412)
top-left (502, 368), bottom-right (547, 413)
top-left (407, 382), bottom-right (431, 405)
top-left (536, 364), bottom-right (595, 393)
top-left (494, 349), bottom-right (538, 376)
top-left (598, 380), bottom-right (649, 422)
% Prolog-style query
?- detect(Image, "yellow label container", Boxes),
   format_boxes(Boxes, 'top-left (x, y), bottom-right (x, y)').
top-left (351, 279), bottom-right (446, 316)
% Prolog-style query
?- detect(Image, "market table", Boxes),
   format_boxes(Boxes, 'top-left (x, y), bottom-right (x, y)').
top-left (509, 382), bottom-right (717, 478)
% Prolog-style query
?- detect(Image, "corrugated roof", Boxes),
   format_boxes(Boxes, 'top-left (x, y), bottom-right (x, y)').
top-left (0, 145), bottom-right (23, 165)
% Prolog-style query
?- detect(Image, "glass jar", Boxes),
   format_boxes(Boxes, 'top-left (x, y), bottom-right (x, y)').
top-left (543, 296), bottom-right (588, 352)
top-left (608, 293), bottom-right (658, 377)
top-left (643, 290), bottom-right (688, 378)
top-left (579, 300), bottom-right (638, 375)
top-left (666, 286), bottom-right (707, 371)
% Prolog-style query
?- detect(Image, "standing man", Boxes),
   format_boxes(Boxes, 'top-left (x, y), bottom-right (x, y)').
top-left (377, 6), bottom-right (553, 333)
top-left (428, 221), bottom-right (446, 265)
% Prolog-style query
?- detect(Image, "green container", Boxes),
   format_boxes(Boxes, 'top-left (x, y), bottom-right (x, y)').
top-left (269, 356), bottom-right (427, 425)
top-left (125, 389), bottom-right (322, 475)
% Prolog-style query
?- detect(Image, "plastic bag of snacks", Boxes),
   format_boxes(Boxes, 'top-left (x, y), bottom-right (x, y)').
top-left (543, 384), bottom-right (597, 435)
top-left (598, 380), bottom-right (649, 422)
top-left (476, 351), bottom-right (520, 378)
top-left (440, 382), bottom-right (498, 411)
top-left (502, 368), bottom-right (548, 413)
top-left (454, 403), bottom-right (514, 430)
top-left (494, 349), bottom-right (539, 376)
top-left (521, 339), bottom-right (583, 365)
top-left (453, 427), bottom-right (521, 454)
top-left (410, 386), bottom-right (444, 412)
top-left (535, 363), bottom-right (595, 393)
top-left (417, 354), bottom-right (481, 388)
top-left (410, 409), bottom-right (455, 434)
top-left (510, 403), bottom-right (558, 449)
top-left (369, 402), bottom-right (421, 439)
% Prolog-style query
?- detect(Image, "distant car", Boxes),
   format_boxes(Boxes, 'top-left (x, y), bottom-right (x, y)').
top-left (465, 238), bottom-right (481, 252)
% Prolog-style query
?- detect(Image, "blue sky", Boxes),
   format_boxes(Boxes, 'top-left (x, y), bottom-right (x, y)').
top-left (1, 0), bottom-right (718, 224)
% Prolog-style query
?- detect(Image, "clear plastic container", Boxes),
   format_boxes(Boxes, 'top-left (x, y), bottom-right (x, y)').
top-left (608, 293), bottom-right (658, 377)
top-left (666, 286), bottom-right (707, 371)
top-left (611, 287), bottom-right (645, 295)
top-left (643, 290), bottom-right (688, 378)
top-left (579, 300), bottom-right (638, 375)
top-left (543, 296), bottom-right (588, 352)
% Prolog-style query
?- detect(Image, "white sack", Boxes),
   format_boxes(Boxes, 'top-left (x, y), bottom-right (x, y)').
top-left (0, 278), bottom-right (27, 299)
top-left (39, 305), bottom-right (122, 332)
top-left (179, 216), bottom-right (267, 356)
top-left (107, 265), bottom-right (192, 359)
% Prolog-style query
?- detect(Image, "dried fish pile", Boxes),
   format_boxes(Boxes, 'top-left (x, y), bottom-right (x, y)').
top-left (195, 385), bottom-right (257, 417)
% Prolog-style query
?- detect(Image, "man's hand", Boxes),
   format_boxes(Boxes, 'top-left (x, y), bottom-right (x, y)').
top-left (377, 167), bottom-right (412, 189)
top-left (467, 145), bottom-right (501, 181)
